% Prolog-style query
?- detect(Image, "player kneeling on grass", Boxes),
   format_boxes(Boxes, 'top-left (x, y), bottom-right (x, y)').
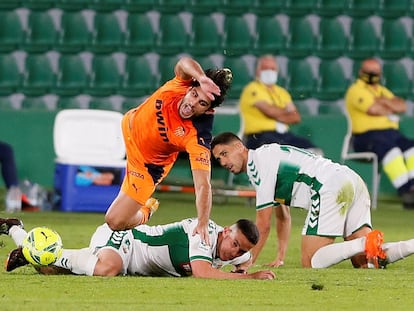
top-left (211, 132), bottom-right (414, 269)
top-left (1, 217), bottom-right (275, 280)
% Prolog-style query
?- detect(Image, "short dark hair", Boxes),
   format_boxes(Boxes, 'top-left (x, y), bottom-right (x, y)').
top-left (211, 132), bottom-right (242, 151)
top-left (235, 219), bottom-right (259, 245)
top-left (192, 68), bottom-right (232, 108)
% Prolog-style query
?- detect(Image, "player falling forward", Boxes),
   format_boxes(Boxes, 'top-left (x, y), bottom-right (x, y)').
top-left (1, 217), bottom-right (275, 280)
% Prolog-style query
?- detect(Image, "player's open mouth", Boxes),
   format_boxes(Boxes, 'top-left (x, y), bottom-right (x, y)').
top-left (180, 104), bottom-right (193, 118)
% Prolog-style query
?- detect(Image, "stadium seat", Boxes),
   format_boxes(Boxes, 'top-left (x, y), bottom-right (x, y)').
top-left (90, 12), bottom-right (124, 54)
top-left (294, 100), bottom-right (313, 115)
top-left (89, 0), bottom-right (125, 12)
top-left (123, 0), bottom-right (155, 12)
top-left (286, 58), bottom-right (316, 100)
top-left (0, 54), bottom-right (22, 96)
top-left (220, 0), bottom-right (254, 15)
top-left (87, 55), bottom-right (121, 97)
top-left (251, 0), bottom-right (285, 16)
top-left (377, 0), bottom-right (411, 18)
top-left (317, 101), bottom-right (344, 115)
top-left (253, 16), bottom-right (286, 56)
top-left (222, 57), bottom-right (252, 100)
top-left (0, 1), bottom-right (22, 9)
top-left (21, 0), bottom-right (55, 10)
top-left (347, 18), bottom-right (380, 59)
top-left (197, 56), bottom-right (217, 70)
top-left (21, 96), bottom-right (53, 110)
top-left (379, 19), bottom-right (409, 60)
top-left (123, 13), bottom-right (155, 55)
top-left (188, 0), bottom-right (221, 14)
top-left (383, 61), bottom-right (411, 99)
top-left (120, 55), bottom-right (157, 97)
top-left (53, 54), bottom-right (90, 97)
top-left (188, 14), bottom-right (221, 56)
top-left (57, 11), bottom-right (91, 54)
top-left (155, 0), bottom-right (188, 13)
top-left (156, 15), bottom-right (188, 55)
top-left (0, 11), bottom-right (26, 53)
top-left (24, 11), bottom-right (58, 53)
top-left (314, 0), bottom-right (347, 17)
top-left (57, 96), bottom-right (86, 109)
top-left (222, 16), bottom-right (253, 57)
top-left (158, 55), bottom-right (179, 86)
top-left (315, 60), bottom-right (349, 101)
top-left (284, 0), bottom-right (317, 16)
top-left (57, 0), bottom-right (89, 11)
top-left (122, 97), bottom-right (143, 112)
top-left (22, 54), bottom-right (56, 96)
top-left (351, 59), bottom-right (362, 80)
top-left (315, 17), bottom-right (348, 59)
top-left (89, 97), bottom-right (119, 111)
top-left (345, 0), bottom-right (380, 17)
top-left (284, 17), bottom-right (316, 58)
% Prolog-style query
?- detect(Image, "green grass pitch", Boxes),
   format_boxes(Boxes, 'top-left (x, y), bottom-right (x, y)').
top-left (1, 191), bottom-right (414, 311)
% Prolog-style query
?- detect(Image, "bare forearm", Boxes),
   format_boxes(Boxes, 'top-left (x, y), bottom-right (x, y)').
top-left (174, 56), bottom-right (205, 81)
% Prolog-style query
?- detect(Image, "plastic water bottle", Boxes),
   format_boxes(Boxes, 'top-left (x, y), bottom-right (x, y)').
top-left (5, 186), bottom-right (22, 213)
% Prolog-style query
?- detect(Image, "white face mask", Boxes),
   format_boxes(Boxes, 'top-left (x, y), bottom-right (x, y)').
top-left (259, 70), bottom-right (278, 85)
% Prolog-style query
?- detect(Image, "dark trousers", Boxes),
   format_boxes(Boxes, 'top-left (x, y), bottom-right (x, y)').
top-left (353, 129), bottom-right (414, 160)
top-left (0, 141), bottom-right (18, 188)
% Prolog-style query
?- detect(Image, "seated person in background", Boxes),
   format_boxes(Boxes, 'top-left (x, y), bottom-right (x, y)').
top-left (0, 140), bottom-right (21, 210)
top-left (239, 55), bottom-right (322, 155)
top-left (1, 217), bottom-right (275, 280)
top-left (345, 58), bottom-right (414, 209)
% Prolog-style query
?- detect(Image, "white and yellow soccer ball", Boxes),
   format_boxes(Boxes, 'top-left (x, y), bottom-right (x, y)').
top-left (22, 227), bottom-right (63, 266)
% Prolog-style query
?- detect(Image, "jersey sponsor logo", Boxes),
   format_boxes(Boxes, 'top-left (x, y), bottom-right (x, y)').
top-left (155, 99), bottom-right (168, 142)
top-left (195, 152), bottom-right (210, 166)
top-left (129, 170), bottom-right (144, 179)
top-left (198, 241), bottom-right (210, 252)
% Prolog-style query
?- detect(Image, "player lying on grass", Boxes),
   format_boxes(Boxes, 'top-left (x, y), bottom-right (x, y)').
top-left (211, 132), bottom-right (414, 269)
top-left (1, 217), bottom-right (275, 280)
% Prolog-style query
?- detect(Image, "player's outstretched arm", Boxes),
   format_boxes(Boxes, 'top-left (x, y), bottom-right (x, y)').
top-left (191, 260), bottom-right (275, 280)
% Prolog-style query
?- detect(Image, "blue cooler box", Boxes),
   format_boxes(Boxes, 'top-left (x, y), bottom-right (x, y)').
top-left (53, 109), bottom-right (126, 212)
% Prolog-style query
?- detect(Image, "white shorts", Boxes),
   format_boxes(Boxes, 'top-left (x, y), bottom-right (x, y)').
top-left (89, 224), bottom-right (132, 275)
top-left (301, 167), bottom-right (372, 237)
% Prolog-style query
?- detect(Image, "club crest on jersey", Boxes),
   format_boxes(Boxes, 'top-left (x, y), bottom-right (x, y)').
top-left (174, 126), bottom-right (185, 137)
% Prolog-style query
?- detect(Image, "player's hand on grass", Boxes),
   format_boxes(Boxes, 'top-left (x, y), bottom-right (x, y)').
top-left (264, 259), bottom-right (284, 268)
top-left (249, 270), bottom-right (275, 280)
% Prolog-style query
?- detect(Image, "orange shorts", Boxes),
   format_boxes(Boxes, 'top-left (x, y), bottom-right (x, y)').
top-left (120, 110), bottom-right (174, 205)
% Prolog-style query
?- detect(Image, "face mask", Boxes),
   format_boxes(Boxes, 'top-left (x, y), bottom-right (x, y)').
top-left (259, 70), bottom-right (278, 85)
top-left (359, 71), bottom-right (380, 84)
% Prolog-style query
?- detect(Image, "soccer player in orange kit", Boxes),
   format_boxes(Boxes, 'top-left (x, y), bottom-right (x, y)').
top-left (105, 57), bottom-right (232, 244)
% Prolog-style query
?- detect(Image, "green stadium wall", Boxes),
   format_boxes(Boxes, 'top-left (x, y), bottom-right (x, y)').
top-left (1, 110), bottom-right (413, 196)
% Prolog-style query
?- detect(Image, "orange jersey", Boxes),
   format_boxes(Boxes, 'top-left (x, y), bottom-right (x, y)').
top-left (124, 76), bottom-right (213, 184)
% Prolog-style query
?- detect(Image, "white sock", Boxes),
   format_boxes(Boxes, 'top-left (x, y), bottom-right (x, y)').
top-left (311, 237), bottom-right (365, 268)
top-left (54, 248), bottom-right (98, 276)
top-left (382, 239), bottom-right (414, 264)
top-left (9, 226), bottom-right (28, 246)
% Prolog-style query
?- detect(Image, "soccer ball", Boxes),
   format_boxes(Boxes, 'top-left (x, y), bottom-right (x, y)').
top-left (22, 227), bottom-right (63, 266)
